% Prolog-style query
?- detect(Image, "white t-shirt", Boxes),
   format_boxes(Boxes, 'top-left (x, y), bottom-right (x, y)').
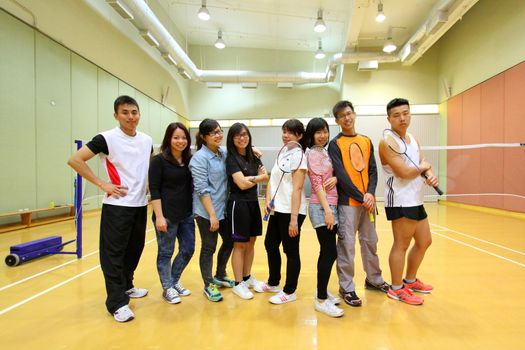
top-left (382, 133), bottom-right (424, 207)
top-left (99, 127), bottom-right (152, 207)
top-left (269, 151), bottom-right (308, 215)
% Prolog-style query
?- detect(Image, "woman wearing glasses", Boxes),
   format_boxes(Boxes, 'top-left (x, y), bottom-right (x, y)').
top-left (225, 123), bottom-right (269, 300)
top-left (189, 119), bottom-right (234, 302)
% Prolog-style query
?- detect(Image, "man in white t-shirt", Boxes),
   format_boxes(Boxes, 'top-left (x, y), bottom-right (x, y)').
top-left (67, 95), bottom-right (152, 322)
top-left (378, 98), bottom-right (438, 306)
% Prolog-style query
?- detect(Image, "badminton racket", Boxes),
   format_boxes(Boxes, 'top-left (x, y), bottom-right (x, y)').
top-left (263, 141), bottom-right (304, 221)
top-left (382, 129), bottom-right (443, 195)
top-left (349, 142), bottom-right (375, 222)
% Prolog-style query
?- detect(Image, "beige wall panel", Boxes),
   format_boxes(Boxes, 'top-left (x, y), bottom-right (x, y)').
top-left (148, 98), bottom-right (162, 144)
top-left (34, 33), bottom-right (72, 209)
top-left (0, 10), bottom-right (36, 217)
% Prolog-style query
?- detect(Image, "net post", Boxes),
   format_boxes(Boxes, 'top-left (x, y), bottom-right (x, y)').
top-left (74, 140), bottom-right (83, 259)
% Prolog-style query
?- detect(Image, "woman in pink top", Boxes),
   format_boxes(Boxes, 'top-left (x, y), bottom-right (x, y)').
top-left (305, 118), bottom-right (344, 318)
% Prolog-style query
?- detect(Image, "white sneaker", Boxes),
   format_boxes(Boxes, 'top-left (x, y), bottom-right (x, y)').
top-left (254, 282), bottom-right (281, 293)
top-left (269, 291), bottom-right (297, 304)
top-left (232, 281), bottom-right (254, 300)
top-left (163, 287), bottom-right (181, 304)
top-left (315, 290), bottom-right (341, 305)
top-left (244, 276), bottom-right (258, 289)
top-left (315, 299), bottom-right (344, 318)
top-left (125, 287), bottom-right (148, 298)
top-left (113, 305), bottom-right (134, 322)
top-left (173, 282), bottom-right (191, 296)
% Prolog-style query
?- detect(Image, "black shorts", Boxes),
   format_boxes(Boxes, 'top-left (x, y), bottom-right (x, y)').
top-left (226, 200), bottom-right (263, 242)
top-left (385, 205), bottom-right (427, 221)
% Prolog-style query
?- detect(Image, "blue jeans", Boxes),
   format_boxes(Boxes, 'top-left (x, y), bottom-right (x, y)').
top-left (154, 215), bottom-right (195, 290)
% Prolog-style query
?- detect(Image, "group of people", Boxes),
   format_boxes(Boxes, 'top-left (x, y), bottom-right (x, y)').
top-left (67, 95), bottom-right (438, 323)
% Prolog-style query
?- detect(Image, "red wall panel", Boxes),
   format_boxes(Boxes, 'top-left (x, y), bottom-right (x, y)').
top-left (447, 61), bottom-right (525, 213)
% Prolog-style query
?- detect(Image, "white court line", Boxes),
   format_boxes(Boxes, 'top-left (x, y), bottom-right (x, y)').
top-left (0, 237), bottom-right (157, 315)
top-left (0, 229), bottom-right (155, 292)
top-left (431, 231), bottom-right (525, 268)
top-left (430, 223), bottom-right (525, 256)
top-left (0, 265), bottom-right (100, 316)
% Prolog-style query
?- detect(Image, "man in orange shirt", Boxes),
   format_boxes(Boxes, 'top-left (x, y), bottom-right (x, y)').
top-left (328, 100), bottom-right (389, 306)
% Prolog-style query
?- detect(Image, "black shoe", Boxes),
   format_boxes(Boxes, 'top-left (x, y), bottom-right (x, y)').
top-left (339, 290), bottom-right (362, 307)
top-left (365, 278), bottom-right (390, 293)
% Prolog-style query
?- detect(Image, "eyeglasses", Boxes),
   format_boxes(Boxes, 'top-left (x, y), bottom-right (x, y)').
top-left (234, 132), bottom-right (249, 139)
top-left (209, 129), bottom-right (223, 137)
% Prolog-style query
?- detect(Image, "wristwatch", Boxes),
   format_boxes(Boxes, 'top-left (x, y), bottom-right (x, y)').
top-left (249, 176), bottom-right (257, 183)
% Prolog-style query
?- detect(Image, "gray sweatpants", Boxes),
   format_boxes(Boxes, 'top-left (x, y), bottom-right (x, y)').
top-left (336, 205), bottom-right (384, 293)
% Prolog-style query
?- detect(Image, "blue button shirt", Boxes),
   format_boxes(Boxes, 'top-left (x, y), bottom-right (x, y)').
top-left (189, 145), bottom-right (228, 220)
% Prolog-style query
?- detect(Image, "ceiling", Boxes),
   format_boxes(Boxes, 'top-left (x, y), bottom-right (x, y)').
top-left (155, 0), bottom-right (440, 53)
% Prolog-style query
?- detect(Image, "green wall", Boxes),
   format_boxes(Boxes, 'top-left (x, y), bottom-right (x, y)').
top-left (0, 10), bottom-right (185, 219)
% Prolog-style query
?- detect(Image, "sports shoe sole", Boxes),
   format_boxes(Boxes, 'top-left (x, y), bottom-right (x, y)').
top-left (387, 292), bottom-right (424, 305)
top-left (203, 291), bottom-right (223, 302)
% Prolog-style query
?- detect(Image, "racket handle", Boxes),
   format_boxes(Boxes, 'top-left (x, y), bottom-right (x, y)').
top-left (263, 201), bottom-right (274, 221)
top-left (368, 211), bottom-right (375, 223)
top-left (433, 185), bottom-right (444, 195)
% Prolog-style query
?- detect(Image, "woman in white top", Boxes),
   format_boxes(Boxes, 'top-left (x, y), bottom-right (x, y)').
top-left (257, 119), bottom-right (307, 305)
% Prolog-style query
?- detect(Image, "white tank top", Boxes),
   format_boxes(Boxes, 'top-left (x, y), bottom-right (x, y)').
top-left (382, 133), bottom-right (424, 207)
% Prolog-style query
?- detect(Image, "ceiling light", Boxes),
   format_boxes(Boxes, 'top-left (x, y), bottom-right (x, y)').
top-left (197, 0), bottom-right (210, 21)
top-left (161, 53), bottom-right (177, 66)
top-left (140, 31), bottom-right (160, 47)
top-left (215, 30), bottom-right (225, 49)
top-left (106, 0), bottom-right (134, 20)
top-left (375, 2), bottom-right (386, 23)
top-left (383, 38), bottom-right (397, 53)
top-left (315, 40), bottom-right (325, 60)
top-left (314, 9), bottom-right (326, 33)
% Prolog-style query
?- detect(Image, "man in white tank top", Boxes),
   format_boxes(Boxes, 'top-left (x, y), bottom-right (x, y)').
top-left (378, 98), bottom-right (439, 306)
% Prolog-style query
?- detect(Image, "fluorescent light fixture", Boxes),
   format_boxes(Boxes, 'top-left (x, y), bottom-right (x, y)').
top-left (197, 0), bottom-right (210, 21)
top-left (140, 31), bottom-right (160, 47)
top-left (241, 82), bottom-right (257, 89)
top-left (189, 120), bottom-right (201, 128)
top-left (161, 53), bottom-right (177, 66)
top-left (315, 40), bottom-right (325, 60)
top-left (383, 38), bottom-right (397, 53)
top-left (106, 0), bottom-right (134, 20)
top-left (215, 30), bottom-right (226, 49)
top-left (357, 60), bottom-right (379, 71)
top-left (177, 68), bottom-right (191, 79)
top-left (277, 82), bottom-right (293, 89)
top-left (399, 43), bottom-right (412, 62)
top-left (206, 82), bottom-right (223, 88)
top-left (250, 119), bottom-right (271, 127)
top-left (354, 105), bottom-right (385, 115)
top-left (411, 104), bottom-right (439, 114)
top-left (375, 2), bottom-right (386, 23)
top-left (271, 119), bottom-right (289, 126)
top-left (314, 9), bottom-right (327, 33)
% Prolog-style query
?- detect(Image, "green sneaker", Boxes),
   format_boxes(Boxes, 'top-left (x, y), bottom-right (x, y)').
top-left (204, 284), bottom-right (223, 302)
top-left (213, 276), bottom-right (235, 288)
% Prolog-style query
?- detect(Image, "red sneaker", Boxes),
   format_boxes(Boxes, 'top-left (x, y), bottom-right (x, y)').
top-left (404, 279), bottom-right (433, 293)
top-left (387, 286), bottom-right (424, 305)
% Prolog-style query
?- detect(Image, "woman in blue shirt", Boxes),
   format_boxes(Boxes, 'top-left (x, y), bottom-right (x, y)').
top-left (189, 119), bottom-right (234, 302)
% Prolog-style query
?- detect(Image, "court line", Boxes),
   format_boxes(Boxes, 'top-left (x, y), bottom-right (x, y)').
top-left (430, 223), bottom-right (525, 256)
top-left (0, 237), bottom-right (157, 315)
top-left (0, 231), bottom-right (155, 292)
top-left (431, 231), bottom-right (525, 268)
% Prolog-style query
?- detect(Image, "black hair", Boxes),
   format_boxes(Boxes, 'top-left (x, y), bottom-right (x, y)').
top-left (114, 95), bottom-right (139, 113)
top-left (304, 118), bottom-right (330, 148)
top-left (226, 123), bottom-right (255, 164)
top-left (159, 122), bottom-right (191, 166)
top-left (195, 118), bottom-right (221, 150)
top-left (332, 100), bottom-right (354, 119)
top-left (226, 123), bottom-right (259, 174)
top-left (386, 98), bottom-right (410, 115)
top-left (282, 119), bottom-right (306, 150)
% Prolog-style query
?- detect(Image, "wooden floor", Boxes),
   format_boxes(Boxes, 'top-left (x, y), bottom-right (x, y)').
top-left (0, 202), bottom-right (524, 350)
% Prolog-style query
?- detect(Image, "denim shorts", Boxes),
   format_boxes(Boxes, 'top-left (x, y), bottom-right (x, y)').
top-left (308, 203), bottom-right (339, 229)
